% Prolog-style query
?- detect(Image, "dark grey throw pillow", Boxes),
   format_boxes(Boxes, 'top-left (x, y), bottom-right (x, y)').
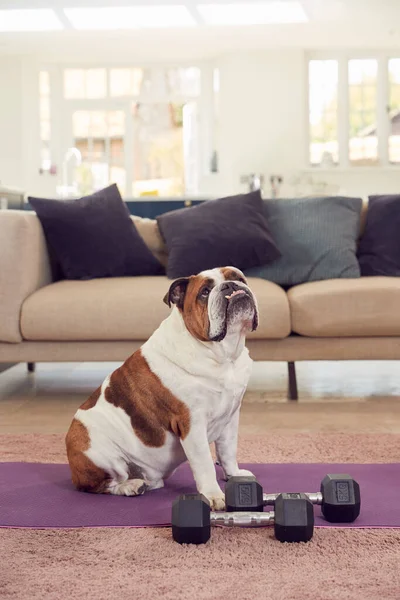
top-left (156, 190), bottom-right (281, 279)
top-left (245, 196), bottom-right (362, 285)
top-left (357, 195), bottom-right (400, 276)
top-left (29, 184), bottom-right (163, 280)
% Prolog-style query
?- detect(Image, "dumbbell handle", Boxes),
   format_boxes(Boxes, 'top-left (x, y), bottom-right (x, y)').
top-left (210, 511), bottom-right (275, 527)
top-left (263, 492), bottom-right (323, 506)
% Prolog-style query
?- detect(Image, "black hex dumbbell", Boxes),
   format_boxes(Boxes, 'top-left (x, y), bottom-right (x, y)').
top-left (225, 474), bottom-right (361, 523)
top-left (171, 492), bottom-right (314, 544)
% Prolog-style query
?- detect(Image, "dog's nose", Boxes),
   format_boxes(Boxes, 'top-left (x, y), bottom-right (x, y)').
top-left (220, 282), bottom-right (238, 292)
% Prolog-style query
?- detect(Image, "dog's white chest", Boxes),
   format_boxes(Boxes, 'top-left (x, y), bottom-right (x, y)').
top-left (141, 309), bottom-right (253, 446)
top-left (219, 358), bottom-right (247, 403)
top-left (205, 353), bottom-right (252, 441)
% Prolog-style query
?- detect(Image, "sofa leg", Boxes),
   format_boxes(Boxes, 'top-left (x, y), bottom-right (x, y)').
top-left (27, 362), bottom-right (36, 373)
top-left (287, 362), bottom-right (298, 401)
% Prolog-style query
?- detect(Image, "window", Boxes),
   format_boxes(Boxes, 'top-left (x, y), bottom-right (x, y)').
top-left (308, 60), bottom-right (338, 166)
top-left (388, 59), bottom-right (400, 164)
top-left (110, 68), bottom-right (145, 96)
top-left (64, 68), bottom-right (107, 99)
top-left (41, 65), bottom-right (205, 196)
top-left (166, 67), bottom-right (201, 96)
top-left (348, 59), bottom-right (378, 166)
top-left (210, 67), bottom-right (220, 173)
top-left (109, 66), bottom-right (201, 99)
top-left (307, 55), bottom-right (400, 168)
top-left (39, 70), bottom-right (51, 171)
top-left (72, 110), bottom-right (126, 195)
top-left (59, 66), bottom-right (202, 197)
top-left (131, 102), bottom-right (185, 196)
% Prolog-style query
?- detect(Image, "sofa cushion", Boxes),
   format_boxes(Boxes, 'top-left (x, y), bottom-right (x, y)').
top-left (29, 184), bottom-right (164, 280)
top-left (248, 278), bottom-right (291, 339)
top-left (157, 190), bottom-right (281, 279)
top-left (245, 196), bottom-right (362, 285)
top-left (357, 194), bottom-right (400, 276)
top-left (20, 277), bottom-right (290, 341)
top-left (131, 215), bottom-right (168, 267)
top-left (288, 277), bottom-right (400, 337)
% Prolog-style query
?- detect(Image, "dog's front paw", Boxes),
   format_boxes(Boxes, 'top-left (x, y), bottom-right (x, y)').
top-left (225, 469), bottom-right (255, 480)
top-left (235, 469), bottom-right (255, 478)
top-left (209, 494), bottom-right (226, 511)
top-left (202, 490), bottom-right (226, 511)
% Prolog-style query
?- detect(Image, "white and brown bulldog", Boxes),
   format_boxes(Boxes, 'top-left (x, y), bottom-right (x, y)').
top-left (66, 266), bottom-right (258, 510)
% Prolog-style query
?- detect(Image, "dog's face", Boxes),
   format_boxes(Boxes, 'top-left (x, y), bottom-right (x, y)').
top-left (164, 267), bottom-right (258, 342)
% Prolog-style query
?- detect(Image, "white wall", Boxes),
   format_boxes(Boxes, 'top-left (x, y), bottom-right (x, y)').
top-left (215, 49), bottom-right (306, 195)
top-left (1, 50), bottom-right (400, 199)
top-left (0, 56), bottom-right (52, 197)
top-left (0, 57), bottom-right (23, 189)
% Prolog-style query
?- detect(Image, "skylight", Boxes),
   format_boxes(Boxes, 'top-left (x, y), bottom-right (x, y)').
top-left (0, 9), bottom-right (63, 32)
top-left (197, 2), bottom-right (308, 26)
top-left (64, 5), bottom-right (196, 30)
top-left (0, 3), bottom-right (309, 33)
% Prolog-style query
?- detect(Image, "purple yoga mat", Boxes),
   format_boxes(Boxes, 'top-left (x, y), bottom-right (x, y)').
top-left (0, 462), bottom-right (398, 529)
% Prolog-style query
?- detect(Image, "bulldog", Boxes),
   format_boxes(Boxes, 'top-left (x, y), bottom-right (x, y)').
top-left (66, 266), bottom-right (258, 510)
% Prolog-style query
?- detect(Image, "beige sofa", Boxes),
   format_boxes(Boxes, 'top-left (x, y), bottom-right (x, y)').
top-left (1, 208), bottom-right (400, 400)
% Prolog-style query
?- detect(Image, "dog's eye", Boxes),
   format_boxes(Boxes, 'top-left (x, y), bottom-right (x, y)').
top-left (201, 287), bottom-right (210, 298)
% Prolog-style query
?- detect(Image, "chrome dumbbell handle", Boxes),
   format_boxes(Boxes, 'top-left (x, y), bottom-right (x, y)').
top-left (263, 492), bottom-right (323, 506)
top-left (210, 511), bottom-right (275, 527)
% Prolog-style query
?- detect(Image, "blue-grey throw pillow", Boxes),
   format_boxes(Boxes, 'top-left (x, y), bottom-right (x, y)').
top-left (357, 195), bottom-right (400, 276)
top-left (245, 196), bottom-right (362, 285)
top-left (156, 190), bottom-right (281, 279)
top-left (29, 184), bottom-right (164, 280)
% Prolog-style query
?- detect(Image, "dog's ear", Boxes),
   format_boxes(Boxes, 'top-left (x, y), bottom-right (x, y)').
top-left (163, 278), bottom-right (190, 309)
top-left (252, 310), bottom-right (259, 332)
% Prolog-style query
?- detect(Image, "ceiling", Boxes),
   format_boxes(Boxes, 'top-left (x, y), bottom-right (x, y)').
top-left (0, 0), bottom-right (400, 61)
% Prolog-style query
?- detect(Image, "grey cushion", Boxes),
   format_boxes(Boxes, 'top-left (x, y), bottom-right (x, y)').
top-left (245, 196), bottom-right (362, 286)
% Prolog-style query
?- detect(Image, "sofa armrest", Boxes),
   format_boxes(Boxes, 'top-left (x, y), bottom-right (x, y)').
top-left (0, 210), bottom-right (52, 342)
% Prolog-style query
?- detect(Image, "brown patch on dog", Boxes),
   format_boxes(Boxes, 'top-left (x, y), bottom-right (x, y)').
top-left (104, 350), bottom-right (190, 448)
top-left (221, 267), bottom-right (247, 284)
top-left (80, 386), bottom-right (101, 410)
top-left (163, 275), bottom-right (213, 341)
top-left (65, 418), bottom-right (110, 493)
top-left (180, 275), bottom-right (212, 342)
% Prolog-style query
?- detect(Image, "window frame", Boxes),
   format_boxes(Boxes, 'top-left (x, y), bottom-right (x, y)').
top-left (306, 50), bottom-right (399, 171)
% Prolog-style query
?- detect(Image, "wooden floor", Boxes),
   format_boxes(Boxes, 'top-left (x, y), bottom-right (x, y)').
top-left (0, 360), bottom-right (400, 435)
